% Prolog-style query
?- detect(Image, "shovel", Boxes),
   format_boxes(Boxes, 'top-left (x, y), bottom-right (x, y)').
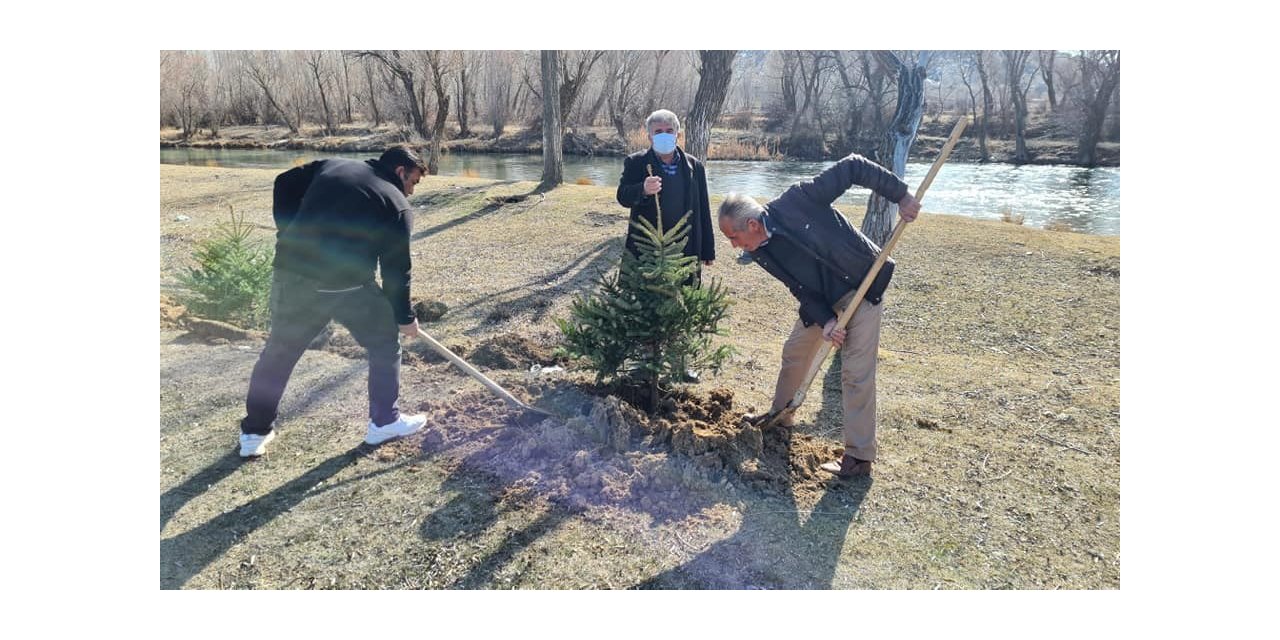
top-left (750, 117), bottom-right (968, 429)
top-left (415, 327), bottom-right (559, 422)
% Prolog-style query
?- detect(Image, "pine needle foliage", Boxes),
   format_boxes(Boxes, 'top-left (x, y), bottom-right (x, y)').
top-left (558, 210), bottom-right (734, 407)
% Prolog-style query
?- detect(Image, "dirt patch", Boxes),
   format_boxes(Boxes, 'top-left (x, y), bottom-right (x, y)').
top-left (1086, 257), bottom-right (1120, 278)
top-left (161, 295), bottom-right (187, 328)
top-left (413, 298), bottom-right (449, 322)
top-left (469, 333), bottom-right (562, 370)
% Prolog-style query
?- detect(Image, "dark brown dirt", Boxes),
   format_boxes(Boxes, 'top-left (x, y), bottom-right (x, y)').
top-left (469, 333), bottom-right (563, 370)
top-left (160, 295), bottom-right (187, 328)
top-left (412, 298), bottom-right (449, 322)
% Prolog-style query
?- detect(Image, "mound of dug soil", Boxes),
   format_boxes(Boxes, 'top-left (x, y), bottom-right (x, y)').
top-left (469, 333), bottom-right (562, 370)
top-left (377, 385), bottom-right (846, 520)
top-left (160, 295), bottom-right (187, 328)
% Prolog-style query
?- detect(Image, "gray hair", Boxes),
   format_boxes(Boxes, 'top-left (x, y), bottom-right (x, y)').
top-left (645, 109), bottom-right (680, 134)
top-left (717, 193), bottom-right (764, 231)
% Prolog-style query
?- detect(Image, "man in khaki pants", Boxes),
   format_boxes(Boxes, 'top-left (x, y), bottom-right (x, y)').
top-left (717, 154), bottom-right (921, 477)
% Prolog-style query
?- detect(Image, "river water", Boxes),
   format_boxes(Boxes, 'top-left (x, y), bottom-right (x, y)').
top-left (161, 148), bottom-right (1120, 235)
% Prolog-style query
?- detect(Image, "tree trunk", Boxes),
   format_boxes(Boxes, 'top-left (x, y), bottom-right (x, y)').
top-left (861, 52), bottom-right (930, 248)
top-left (686, 50), bottom-right (737, 161)
top-left (539, 50), bottom-right (563, 190)
top-left (341, 54), bottom-right (354, 123)
top-left (975, 52), bottom-right (993, 162)
top-left (1003, 50), bottom-right (1032, 164)
top-left (425, 52), bottom-right (451, 175)
top-left (1077, 51), bottom-right (1120, 167)
top-left (860, 52), bottom-right (887, 157)
top-left (307, 54), bottom-right (336, 136)
top-left (363, 61), bottom-right (381, 126)
top-left (456, 65), bottom-right (472, 138)
top-left (1039, 50), bottom-right (1058, 111)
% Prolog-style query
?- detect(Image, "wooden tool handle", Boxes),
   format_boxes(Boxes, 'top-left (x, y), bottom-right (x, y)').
top-left (415, 328), bottom-right (532, 411)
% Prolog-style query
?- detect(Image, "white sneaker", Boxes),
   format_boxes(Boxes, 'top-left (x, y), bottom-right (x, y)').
top-left (239, 431), bottom-right (276, 458)
top-left (365, 414), bottom-right (427, 445)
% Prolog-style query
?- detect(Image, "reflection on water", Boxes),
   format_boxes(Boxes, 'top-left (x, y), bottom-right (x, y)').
top-left (161, 148), bottom-right (1120, 236)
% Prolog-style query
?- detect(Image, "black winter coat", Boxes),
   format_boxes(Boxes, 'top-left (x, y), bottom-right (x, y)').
top-left (616, 147), bottom-right (715, 262)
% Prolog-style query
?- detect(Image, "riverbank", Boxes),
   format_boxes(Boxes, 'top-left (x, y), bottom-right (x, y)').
top-left (161, 116), bottom-right (1120, 167)
top-left (160, 165), bottom-right (1118, 589)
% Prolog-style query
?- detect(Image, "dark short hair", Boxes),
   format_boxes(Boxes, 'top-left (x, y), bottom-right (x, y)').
top-left (378, 144), bottom-right (427, 173)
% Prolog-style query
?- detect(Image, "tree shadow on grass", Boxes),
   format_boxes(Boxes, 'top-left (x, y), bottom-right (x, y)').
top-left (161, 350), bottom-right (366, 532)
top-left (161, 446), bottom-right (366, 589)
top-left (411, 185), bottom-right (538, 242)
top-left (464, 236), bottom-right (622, 331)
top-left (417, 459), bottom-right (580, 590)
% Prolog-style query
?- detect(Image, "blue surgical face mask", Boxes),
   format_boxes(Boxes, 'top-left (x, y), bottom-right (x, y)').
top-left (652, 132), bottom-right (677, 155)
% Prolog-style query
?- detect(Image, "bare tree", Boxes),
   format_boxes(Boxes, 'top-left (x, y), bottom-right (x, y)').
top-left (241, 51), bottom-right (301, 134)
top-left (454, 51), bottom-right (477, 137)
top-left (540, 50), bottom-right (563, 190)
top-left (304, 51), bottom-right (337, 136)
top-left (1038, 50), bottom-right (1059, 112)
top-left (358, 56), bottom-right (382, 126)
top-left (644, 50), bottom-right (672, 118)
top-left (861, 51), bottom-right (932, 247)
top-left (1076, 50), bottom-right (1120, 167)
top-left (482, 50), bottom-right (516, 137)
top-left (685, 50), bottom-right (738, 161)
top-left (785, 51), bottom-right (832, 159)
top-left (558, 50), bottom-right (605, 128)
top-left (418, 51), bottom-right (453, 174)
top-left (161, 51), bottom-right (210, 139)
top-left (339, 53), bottom-right (355, 123)
top-left (860, 51), bottom-right (889, 147)
top-left (606, 51), bottom-right (644, 142)
top-left (955, 52), bottom-right (982, 149)
top-left (830, 51), bottom-right (866, 154)
top-left (351, 50), bottom-right (428, 139)
top-left (1003, 50), bottom-right (1037, 163)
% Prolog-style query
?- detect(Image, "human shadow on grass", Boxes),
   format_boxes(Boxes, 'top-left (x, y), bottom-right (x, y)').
top-left (160, 443), bottom-right (417, 589)
top-left (633, 468), bottom-right (872, 589)
top-left (161, 446), bottom-right (365, 589)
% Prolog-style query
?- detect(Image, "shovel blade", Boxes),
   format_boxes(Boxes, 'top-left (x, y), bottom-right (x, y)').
top-left (746, 405), bottom-right (795, 430)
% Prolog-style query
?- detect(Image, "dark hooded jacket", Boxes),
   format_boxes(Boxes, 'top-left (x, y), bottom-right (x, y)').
top-left (269, 157), bottom-right (415, 324)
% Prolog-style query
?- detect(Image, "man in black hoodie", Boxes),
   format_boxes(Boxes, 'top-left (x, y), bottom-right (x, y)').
top-left (237, 145), bottom-right (428, 458)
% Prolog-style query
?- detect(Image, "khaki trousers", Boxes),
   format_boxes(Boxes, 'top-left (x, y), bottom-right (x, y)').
top-left (770, 291), bottom-right (883, 461)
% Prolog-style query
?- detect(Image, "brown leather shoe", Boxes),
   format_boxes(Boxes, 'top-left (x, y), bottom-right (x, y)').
top-left (819, 454), bottom-right (872, 478)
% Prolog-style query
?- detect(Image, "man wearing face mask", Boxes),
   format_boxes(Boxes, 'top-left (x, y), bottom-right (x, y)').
top-left (616, 109), bottom-right (715, 280)
top-left (236, 144), bottom-right (429, 458)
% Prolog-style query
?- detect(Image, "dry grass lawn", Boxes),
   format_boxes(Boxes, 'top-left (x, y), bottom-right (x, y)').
top-left (160, 164), bottom-right (1119, 589)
